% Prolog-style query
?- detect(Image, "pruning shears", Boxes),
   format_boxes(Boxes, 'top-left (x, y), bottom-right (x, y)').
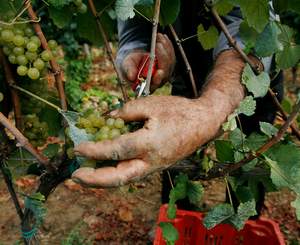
top-left (132, 55), bottom-right (158, 97)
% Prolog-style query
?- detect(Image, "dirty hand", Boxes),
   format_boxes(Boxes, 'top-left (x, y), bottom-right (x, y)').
top-left (120, 33), bottom-right (175, 91)
top-left (72, 96), bottom-right (222, 187)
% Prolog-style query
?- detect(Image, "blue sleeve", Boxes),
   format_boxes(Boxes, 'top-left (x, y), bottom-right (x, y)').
top-left (116, 17), bottom-right (152, 69)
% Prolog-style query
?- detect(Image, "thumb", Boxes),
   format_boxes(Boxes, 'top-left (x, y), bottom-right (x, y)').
top-left (152, 69), bottom-right (166, 88)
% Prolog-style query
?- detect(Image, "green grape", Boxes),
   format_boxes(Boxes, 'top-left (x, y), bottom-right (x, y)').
top-left (106, 118), bottom-right (115, 128)
top-left (73, 0), bottom-right (82, 6)
top-left (8, 54), bottom-right (17, 64)
top-left (0, 92), bottom-right (3, 102)
top-left (24, 27), bottom-right (34, 37)
top-left (77, 117), bottom-right (92, 128)
top-left (95, 131), bottom-right (109, 141)
top-left (41, 50), bottom-right (53, 61)
top-left (30, 36), bottom-right (41, 46)
top-left (86, 127), bottom-right (97, 134)
top-left (114, 118), bottom-right (125, 129)
top-left (26, 41), bottom-right (38, 52)
top-left (109, 128), bottom-right (121, 139)
top-left (25, 51), bottom-right (38, 61)
top-left (100, 101), bottom-right (108, 111)
top-left (48, 40), bottom-right (58, 49)
top-left (33, 58), bottom-right (45, 70)
top-left (16, 55), bottom-right (28, 65)
top-left (27, 67), bottom-right (40, 80)
top-left (24, 36), bottom-right (29, 44)
top-left (92, 117), bottom-right (105, 128)
top-left (120, 126), bottom-right (129, 134)
top-left (67, 147), bottom-right (75, 159)
top-left (77, 3), bottom-right (87, 14)
top-left (24, 131), bottom-right (36, 140)
top-left (2, 46), bottom-right (12, 55)
top-left (99, 126), bottom-right (110, 134)
top-left (13, 34), bottom-right (25, 46)
top-left (17, 65), bottom-right (28, 76)
top-left (13, 46), bottom-right (24, 55)
top-left (1, 29), bottom-right (14, 42)
top-left (13, 28), bottom-right (24, 36)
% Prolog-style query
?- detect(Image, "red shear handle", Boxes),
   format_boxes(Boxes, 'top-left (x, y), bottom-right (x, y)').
top-left (132, 55), bottom-right (158, 91)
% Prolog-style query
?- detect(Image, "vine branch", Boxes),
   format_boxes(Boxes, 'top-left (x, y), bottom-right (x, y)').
top-left (24, 0), bottom-right (67, 111)
top-left (88, 0), bottom-right (128, 102)
top-left (144, 0), bottom-right (161, 95)
top-left (168, 25), bottom-right (198, 98)
top-left (209, 5), bottom-right (300, 138)
top-left (0, 112), bottom-right (54, 171)
top-left (0, 50), bottom-right (22, 130)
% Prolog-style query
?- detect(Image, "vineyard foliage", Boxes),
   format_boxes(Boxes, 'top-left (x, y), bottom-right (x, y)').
top-left (0, 0), bottom-right (300, 243)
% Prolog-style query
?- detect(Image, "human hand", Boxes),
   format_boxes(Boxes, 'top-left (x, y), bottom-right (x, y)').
top-left (120, 33), bottom-right (176, 91)
top-left (72, 95), bottom-right (223, 187)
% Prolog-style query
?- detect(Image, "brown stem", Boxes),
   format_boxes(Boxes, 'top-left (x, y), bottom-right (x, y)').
top-left (205, 98), bottom-right (300, 179)
top-left (168, 25), bottom-right (198, 98)
top-left (0, 50), bottom-right (22, 129)
top-left (87, 0), bottom-right (128, 102)
top-left (24, 0), bottom-right (67, 111)
top-left (144, 0), bottom-right (161, 95)
top-left (210, 7), bottom-right (260, 74)
top-left (268, 88), bottom-right (300, 140)
top-left (0, 112), bottom-right (54, 171)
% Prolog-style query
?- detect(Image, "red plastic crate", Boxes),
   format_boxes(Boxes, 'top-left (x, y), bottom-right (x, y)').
top-left (154, 204), bottom-right (285, 245)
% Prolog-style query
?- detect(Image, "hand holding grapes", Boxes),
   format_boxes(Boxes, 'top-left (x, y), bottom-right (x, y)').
top-left (72, 50), bottom-right (246, 187)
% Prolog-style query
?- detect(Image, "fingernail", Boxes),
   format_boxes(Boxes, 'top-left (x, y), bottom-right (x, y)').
top-left (110, 110), bottom-right (118, 117)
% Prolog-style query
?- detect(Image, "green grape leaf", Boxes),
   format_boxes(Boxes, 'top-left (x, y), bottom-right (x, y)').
top-left (215, 140), bottom-right (235, 163)
top-left (187, 181), bottom-right (204, 206)
top-left (214, 0), bottom-right (234, 16)
top-left (42, 144), bottom-right (60, 158)
top-left (236, 96), bottom-right (256, 116)
top-left (167, 173), bottom-right (188, 219)
top-left (160, 0), bottom-right (180, 26)
top-left (276, 45), bottom-right (300, 69)
top-left (259, 122), bottom-right (278, 137)
top-left (239, 21), bottom-right (259, 52)
top-left (291, 196), bottom-right (300, 220)
top-left (235, 186), bottom-right (254, 203)
top-left (47, 0), bottom-right (72, 8)
top-left (115, 0), bottom-right (139, 21)
top-left (229, 128), bottom-right (246, 149)
top-left (0, 0), bottom-right (23, 20)
top-left (242, 64), bottom-right (270, 98)
top-left (276, 24), bottom-right (300, 69)
top-left (265, 143), bottom-right (300, 195)
top-left (245, 133), bottom-right (268, 151)
top-left (229, 0), bottom-right (269, 32)
top-left (159, 222), bottom-right (179, 245)
top-left (228, 200), bottom-right (257, 230)
top-left (75, 11), bottom-right (115, 46)
top-left (255, 22), bottom-right (283, 57)
top-left (197, 24), bottom-right (219, 50)
top-left (48, 6), bottom-right (73, 29)
top-left (203, 203), bottom-right (235, 229)
top-left (222, 113), bottom-right (237, 131)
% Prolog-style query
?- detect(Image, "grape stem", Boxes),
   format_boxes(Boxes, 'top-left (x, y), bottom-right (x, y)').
top-left (0, 50), bottom-right (23, 130)
top-left (168, 25), bottom-right (198, 97)
top-left (144, 0), bottom-right (161, 95)
top-left (11, 84), bottom-right (61, 112)
top-left (24, 0), bottom-right (68, 111)
top-left (0, 112), bottom-right (55, 171)
top-left (87, 0), bottom-right (129, 102)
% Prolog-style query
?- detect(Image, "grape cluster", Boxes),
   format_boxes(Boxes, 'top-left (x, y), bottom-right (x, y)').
top-left (23, 114), bottom-right (49, 147)
top-left (76, 112), bottom-right (129, 142)
top-left (72, 0), bottom-right (87, 14)
top-left (0, 23), bottom-right (58, 80)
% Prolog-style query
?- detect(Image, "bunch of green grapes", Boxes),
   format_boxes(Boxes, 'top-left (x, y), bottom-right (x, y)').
top-left (76, 112), bottom-right (129, 142)
top-left (23, 114), bottom-right (49, 147)
top-left (20, 78), bottom-right (49, 114)
top-left (0, 23), bottom-right (58, 80)
top-left (72, 0), bottom-right (88, 14)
